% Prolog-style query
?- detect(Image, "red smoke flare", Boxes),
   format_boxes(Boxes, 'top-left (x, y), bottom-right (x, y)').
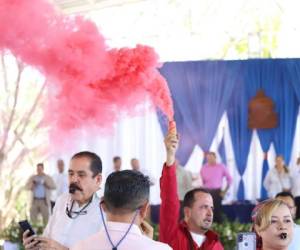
top-left (0, 0), bottom-right (174, 143)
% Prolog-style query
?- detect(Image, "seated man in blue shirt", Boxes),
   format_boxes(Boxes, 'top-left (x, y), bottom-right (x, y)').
top-left (275, 191), bottom-right (300, 250)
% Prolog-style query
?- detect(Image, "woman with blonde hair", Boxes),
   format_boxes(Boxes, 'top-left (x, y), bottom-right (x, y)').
top-left (252, 199), bottom-right (294, 250)
top-left (264, 156), bottom-right (292, 198)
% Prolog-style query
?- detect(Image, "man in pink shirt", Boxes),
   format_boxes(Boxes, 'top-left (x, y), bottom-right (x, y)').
top-left (200, 152), bottom-right (232, 222)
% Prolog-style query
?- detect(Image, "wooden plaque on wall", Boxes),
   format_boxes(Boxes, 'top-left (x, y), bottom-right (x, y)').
top-left (248, 89), bottom-right (278, 129)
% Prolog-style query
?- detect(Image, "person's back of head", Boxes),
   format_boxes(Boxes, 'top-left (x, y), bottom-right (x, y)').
top-left (104, 170), bottom-right (150, 215)
top-left (100, 171), bottom-right (170, 250)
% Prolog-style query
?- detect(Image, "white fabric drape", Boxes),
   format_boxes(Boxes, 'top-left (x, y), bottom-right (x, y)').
top-left (48, 106), bottom-right (300, 204)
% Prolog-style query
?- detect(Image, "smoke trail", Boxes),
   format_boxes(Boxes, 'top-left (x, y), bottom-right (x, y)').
top-left (0, 0), bottom-right (174, 144)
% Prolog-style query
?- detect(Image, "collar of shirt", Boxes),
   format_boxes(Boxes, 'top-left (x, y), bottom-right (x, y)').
top-left (106, 221), bottom-right (142, 236)
top-left (43, 192), bottom-right (103, 247)
top-left (69, 192), bottom-right (100, 210)
top-left (179, 221), bottom-right (219, 241)
top-left (190, 231), bottom-right (205, 247)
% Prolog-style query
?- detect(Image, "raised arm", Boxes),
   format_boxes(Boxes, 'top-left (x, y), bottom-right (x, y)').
top-left (159, 131), bottom-right (180, 244)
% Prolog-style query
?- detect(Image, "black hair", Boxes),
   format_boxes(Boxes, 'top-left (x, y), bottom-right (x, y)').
top-left (113, 156), bottom-right (121, 163)
top-left (183, 188), bottom-right (211, 208)
top-left (37, 163), bottom-right (44, 168)
top-left (104, 170), bottom-right (150, 213)
top-left (275, 191), bottom-right (294, 201)
top-left (71, 151), bottom-right (102, 177)
top-left (207, 152), bottom-right (216, 157)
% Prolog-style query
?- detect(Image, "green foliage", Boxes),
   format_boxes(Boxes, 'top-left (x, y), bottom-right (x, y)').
top-left (152, 220), bottom-right (252, 250)
top-left (153, 223), bottom-right (159, 241)
top-left (2, 219), bottom-right (298, 250)
top-left (0, 220), bottom-right (44, 250)
top-left (0, 221), bottom-right (21, 243)
top-left (222, 15), bottom-right (281, 58)
top-left (212, 220), bottom-right (252, 250)
top-left (152, 218), bottom-right (300, 249)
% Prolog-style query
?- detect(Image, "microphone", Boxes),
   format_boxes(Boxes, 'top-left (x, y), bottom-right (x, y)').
top-left (280, 233), bottom-right (287, 240)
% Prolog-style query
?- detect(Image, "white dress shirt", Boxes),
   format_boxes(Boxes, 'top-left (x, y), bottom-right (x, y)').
top-left (263, 168), bottom-right (292, 198)
top-left (190, 231), bottom-right (205, 247)
top-left (71, 221), bottom-right (172, 250)
top-left (51, 173), bottom-right (68, 201)
top-left (291, 167), bottom-right (300, 197)
top-left (43, 193), bottom-right (103, 248)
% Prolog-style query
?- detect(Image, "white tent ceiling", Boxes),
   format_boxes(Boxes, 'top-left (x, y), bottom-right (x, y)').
top-left (50, 0), bottom-right (300, 60)
top-left (52, 0), bottom-right (145, 14)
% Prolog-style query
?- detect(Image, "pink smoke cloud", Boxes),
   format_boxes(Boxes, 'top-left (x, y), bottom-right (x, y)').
top-left (0, 0), bottom-right (174, 143)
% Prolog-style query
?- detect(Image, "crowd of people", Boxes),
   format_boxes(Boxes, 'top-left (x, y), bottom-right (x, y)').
top-left (22, 130), bottom-right (300, 250)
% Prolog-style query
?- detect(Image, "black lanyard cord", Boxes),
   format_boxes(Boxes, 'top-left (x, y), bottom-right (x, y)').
top-left (66, 196), bottom-right (93, 219)
top-left (100, 205), bottom-right (139, 250)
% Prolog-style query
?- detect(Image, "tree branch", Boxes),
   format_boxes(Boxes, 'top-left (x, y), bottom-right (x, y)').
top-left (6, 81), bottom-right (46, 154)
top-left (0, 61), bottom-right (23, 154)
top-left (0, 52), bottom-right (9, 93)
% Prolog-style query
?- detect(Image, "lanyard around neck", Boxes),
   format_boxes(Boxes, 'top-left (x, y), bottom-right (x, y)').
top-left (100, 205), bottom-right (139, 250)
top-left (65, 196), bottom-right (93, 219)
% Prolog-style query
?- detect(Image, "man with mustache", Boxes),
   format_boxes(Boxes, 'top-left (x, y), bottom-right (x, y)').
top-left (71, 170), bottom-right (171, 250)
top-left (23, 151), bottom-right (103, 250)
top-left (160, 131), bottom-right (224, 250)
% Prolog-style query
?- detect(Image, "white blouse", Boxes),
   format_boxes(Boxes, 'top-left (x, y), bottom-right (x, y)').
top-left (291, 166), bottom-right (300, 197)
top-left (263, 168), bottom-right (292, 198)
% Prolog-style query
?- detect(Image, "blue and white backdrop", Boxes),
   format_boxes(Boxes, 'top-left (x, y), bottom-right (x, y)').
top-left (49, 59), bottom-right (300, 205)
